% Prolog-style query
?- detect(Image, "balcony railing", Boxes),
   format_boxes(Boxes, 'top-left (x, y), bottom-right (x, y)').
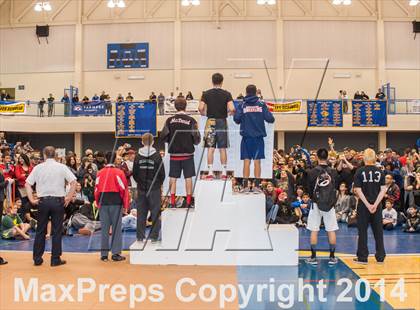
top-left (2, 99), bottom-right (419, 117)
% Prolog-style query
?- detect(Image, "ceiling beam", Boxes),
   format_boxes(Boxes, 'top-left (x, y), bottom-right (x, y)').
top-left (391, 0), bottom-right (409, 16)
top-left (147, 0), bottom-right (165, 17)
top-left (292, 0), bottom-right (310, 16)
top-left (324, 0), bottom-right (340, 15)
top-left (85, 0), bottom-right (102, 19)
top-left (50, 0), bottom-right (72, 21)
top-left (359, 0), bottom-right (376, 16)
top-left (16, 0), bottom-right (37, 22)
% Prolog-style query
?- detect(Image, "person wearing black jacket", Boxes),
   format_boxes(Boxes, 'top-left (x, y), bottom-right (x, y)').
top-left (0, 172), bottom-right (8, 265)
top-left (160, 97), bottom-right (200, 208)
top-left (132, 133), bottom-right (165, 242)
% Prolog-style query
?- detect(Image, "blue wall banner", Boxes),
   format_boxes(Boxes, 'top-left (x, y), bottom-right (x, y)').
top-left (116, 101), bottom-right (157, 137)
top-left (352, 100), bottom-right (387, 127)
top-left (307, 100), bottom-right (343, 127)
top-left (71, 101), bottom-right (106, 116)
top-left (107, 43), bottom-right (149, 69)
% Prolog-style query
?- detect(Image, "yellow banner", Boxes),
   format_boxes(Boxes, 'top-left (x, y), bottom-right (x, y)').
top-left (267, 100), bottom-right (301, 113)
top-left (0, 102), bottom-right (26, 114)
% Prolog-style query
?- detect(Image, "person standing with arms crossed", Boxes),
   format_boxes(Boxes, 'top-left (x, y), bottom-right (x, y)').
top-left (199, 73), bottom-right (235, 180)
top-left (25, 146), bottom-right (77, 266)
top-left (353, 148), bottom-right (387, 264)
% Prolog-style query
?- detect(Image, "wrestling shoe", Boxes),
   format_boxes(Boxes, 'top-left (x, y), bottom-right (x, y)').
top-left (205, 174), bottom-right (214, 180)
top-left (328, 257), bottom-right (338, 265)
top-left (305, 257), bottom-right (318, 266)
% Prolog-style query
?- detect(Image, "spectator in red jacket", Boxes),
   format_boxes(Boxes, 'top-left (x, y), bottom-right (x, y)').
top-left (95, 152), bottom-right (129, 262)
top-left (15, 154), bottom-right (33, 204)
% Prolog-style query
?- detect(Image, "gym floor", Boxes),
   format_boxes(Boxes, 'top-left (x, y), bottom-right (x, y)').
top-left (0, 224), bottom-right (419, 309)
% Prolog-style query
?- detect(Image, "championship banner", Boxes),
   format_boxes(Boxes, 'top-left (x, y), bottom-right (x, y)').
top-left (307, 100), bottom-right (343, 127)
top-left (352, 100), bottom-right (387, 127)
top-left (0, 100), bottom-right (26, 114)
top-left (407, 99), bottom-right (420, 113)
top-left (71, 101), bottom-right (106, 116)
top-left (164, 99), bottom-right (199, 114)
top-left (266, 100), bottom-right (302, 113)
top-left (116, 101), bottom-right (157, 137)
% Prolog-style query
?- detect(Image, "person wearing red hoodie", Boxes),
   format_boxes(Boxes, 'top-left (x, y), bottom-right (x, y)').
top-left (15, 154), bottom-right (33, 204)
top-left (95, 151), bottom-right (129, 262)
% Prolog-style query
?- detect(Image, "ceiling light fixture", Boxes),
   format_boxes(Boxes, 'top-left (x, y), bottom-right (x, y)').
top-left (34, 2), bottom-right (52, 12)
top-left (181, 0), bottom-right (200, 6)
top-left (409, 0), bottom-right (419, 6)
top-left (332, 0), bottom-right (352, 5)
top-left (107, 0), bottom-right (125, 8)
top-left (257, 0), bottom-right (276, 5)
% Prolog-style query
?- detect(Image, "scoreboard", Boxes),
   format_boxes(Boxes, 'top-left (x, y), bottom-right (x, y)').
top-left (107, 43), bottom-right (149, 69)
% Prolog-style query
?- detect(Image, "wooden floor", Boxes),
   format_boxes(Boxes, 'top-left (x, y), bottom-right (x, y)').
top-left (0, 251), bottom-right (238, 310)
top-left (342, 255), bottom-right (420, 310)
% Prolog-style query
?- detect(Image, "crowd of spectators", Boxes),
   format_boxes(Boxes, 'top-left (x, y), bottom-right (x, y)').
top-left (1, 131), bottom-right (419, 243)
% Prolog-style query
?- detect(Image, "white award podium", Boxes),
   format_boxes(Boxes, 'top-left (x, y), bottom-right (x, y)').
top-left (130, 180), bottom-right (298, 266)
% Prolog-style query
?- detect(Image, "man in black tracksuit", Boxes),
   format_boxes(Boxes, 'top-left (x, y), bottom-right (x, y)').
top-left (160, 97), bottom-right (200, 208)
top-left (132, 133), bottom-right (165, 243)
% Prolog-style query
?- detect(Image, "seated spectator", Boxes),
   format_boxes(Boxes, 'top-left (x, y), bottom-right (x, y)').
top-left (69, 199), bottom-right (101, 236)
top-left (384, 174), bottom-right (401, 211)
top-left (292, 192), bottom-right (311, 227)
top-left (264, 181), bottom-right (278, 214)
top-left (275, 192), bottom-right (298, 224)
top-left (237, 93), bottom-right (244, 100)
top-left (72, 94), bottom-right (79, 103)
top-left (335, 182), bottom-right (351, 223)
top-left (116, 93), bottom-right (124, 102)
top-left (354, 91), bottom-right (362, 100)
top-left (82, 173), bottom-right (95, 203)
top-left (92, 93), bottom-right (100, 101)
top-left (1, 204), bottom-right (30, 239)
top-left (122, 209), bottom-right (137, 231)
top-left (403, 206), bottom-right (420, 233)
top-left (82, 96), bottom-right (89, 103)
top-left (382, 200), bottom-right (397, 231)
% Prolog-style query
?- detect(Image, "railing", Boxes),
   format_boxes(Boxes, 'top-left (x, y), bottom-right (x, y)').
top-left (2, 99), bottom-right (419, 117)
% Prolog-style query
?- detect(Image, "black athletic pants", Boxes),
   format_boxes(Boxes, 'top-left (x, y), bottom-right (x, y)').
top-left (356, 204), bottom-right (386, 262)
top-left (33, 197), bottom-right (64, 264)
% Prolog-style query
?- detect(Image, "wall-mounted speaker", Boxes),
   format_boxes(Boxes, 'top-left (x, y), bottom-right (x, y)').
top-left (36, 25), bottom-right (49, 37)
top-left (413, 21), bottom-right (420, 33)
